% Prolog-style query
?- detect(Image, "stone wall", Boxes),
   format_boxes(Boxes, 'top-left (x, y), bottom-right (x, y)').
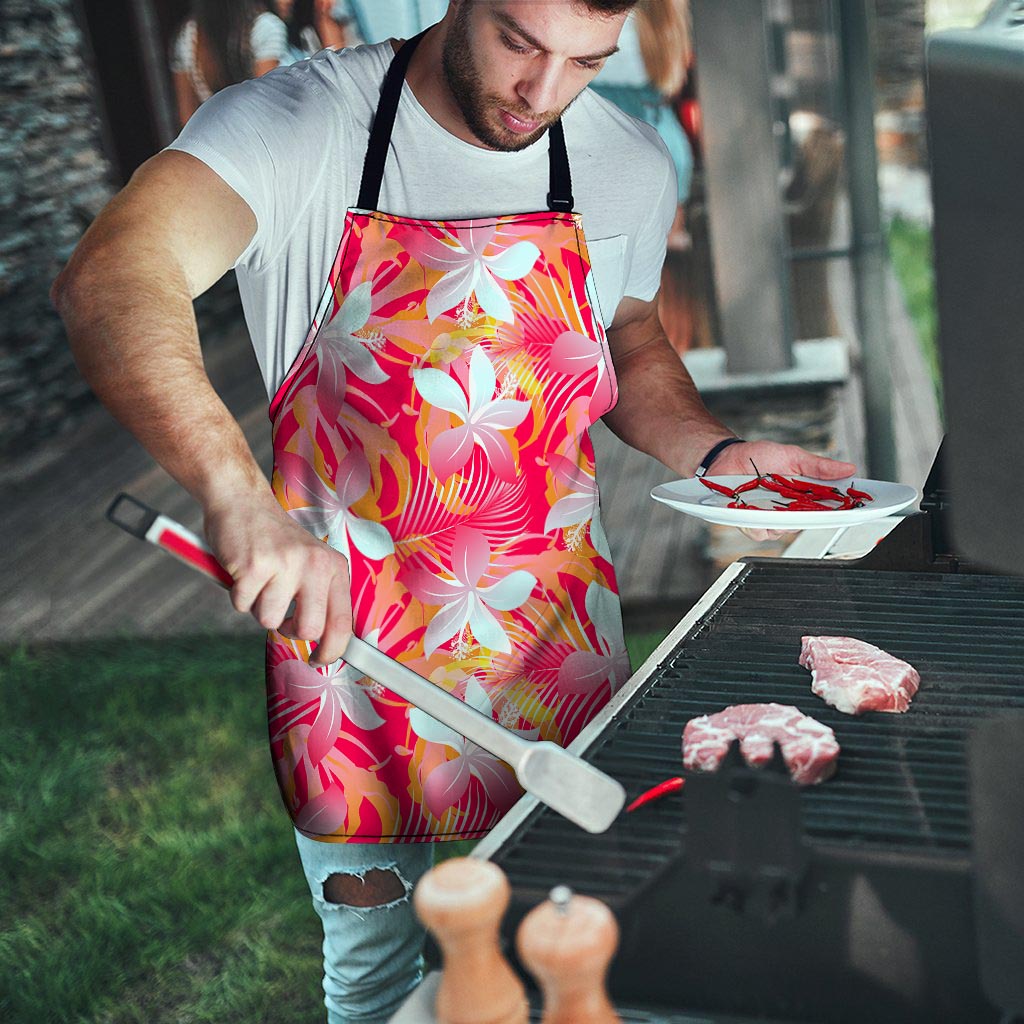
top-left (0, 0), bottom-right (116, 460)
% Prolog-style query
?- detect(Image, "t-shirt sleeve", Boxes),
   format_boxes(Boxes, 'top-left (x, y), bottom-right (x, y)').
top-left (623, 130), bottom-right (678, 302)
top-left (165, 65), bottom-right (340, 273)
top-left (251, 12), bottom-right (288, 63)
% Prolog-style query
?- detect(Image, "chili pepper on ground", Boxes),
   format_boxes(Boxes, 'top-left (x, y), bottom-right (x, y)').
top-left (625, 776), bottom-right (685, 813)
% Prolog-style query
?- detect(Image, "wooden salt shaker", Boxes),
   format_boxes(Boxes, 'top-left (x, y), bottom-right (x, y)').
top-left (413, 857), bottom-right (528, 1024)
top-left (516, 885), bottom-right (621, 1024)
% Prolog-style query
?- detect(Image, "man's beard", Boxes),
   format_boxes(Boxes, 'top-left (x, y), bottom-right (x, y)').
top-left (441, 3), bottom-right (560, 152)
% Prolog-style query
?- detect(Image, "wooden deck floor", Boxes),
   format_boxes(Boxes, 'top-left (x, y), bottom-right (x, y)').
top-left (0, 319), bottom-right (706, 643)
top-left (2, 249), bottom-right (939, 645)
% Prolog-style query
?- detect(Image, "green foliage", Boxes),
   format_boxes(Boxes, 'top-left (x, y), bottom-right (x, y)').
top-left (626, 632), bottom-right (670, 670)
top-left (1, 631), bottom-right (668, 1021)
top-left (887, 216), bottom-right (942, 406)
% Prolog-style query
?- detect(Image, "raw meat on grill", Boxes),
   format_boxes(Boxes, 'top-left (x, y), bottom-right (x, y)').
top-left (799, 635), bottom-right (920, 716)
top-left (682, 703), bottom-right (840, 785)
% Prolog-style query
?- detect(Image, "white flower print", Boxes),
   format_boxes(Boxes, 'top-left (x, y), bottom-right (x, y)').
top-left (402, 525), bottom-right (537, 656)
top-left (408, 223), bottom-right (541, 324)
top-left (557, 582), bottom-right (630, 696)
top-left (412, 346), bottom-right (531, 483)
top-left (409, 676), bottom-right (538, 819)
top-left (283, 443), bottom-right (395, 561)
top-left (317, 280), bottom-right (390, 387)
top-left (272, 632), bottom-right (387, 766)
top-left (544, 454), bottom-right (599, 533)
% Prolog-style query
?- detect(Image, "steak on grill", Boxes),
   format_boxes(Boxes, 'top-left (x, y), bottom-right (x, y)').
top-left (682, 703), bottom-right (840, 785)
top-left (799, 635), bottom-right (920, 716)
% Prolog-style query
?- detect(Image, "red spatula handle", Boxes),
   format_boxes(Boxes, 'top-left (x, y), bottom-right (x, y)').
top-left (106, 492), bottom-right (234, 589)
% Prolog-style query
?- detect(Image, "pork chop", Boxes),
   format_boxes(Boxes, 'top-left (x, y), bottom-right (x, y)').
top-left (799, 636), bottom-right (920, 716)
top-left (682, 703), bottom-right (840, 785)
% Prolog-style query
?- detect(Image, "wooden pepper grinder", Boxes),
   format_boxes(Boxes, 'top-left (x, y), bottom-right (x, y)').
top-left (413, 857), bottom-right (528, 1024)
top-left (516, 885), bottom-right (621, 1024)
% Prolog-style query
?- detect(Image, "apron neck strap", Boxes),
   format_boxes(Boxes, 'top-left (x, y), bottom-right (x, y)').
top-left (357, 31), bottom-right (574, 214)
top-left (546, 119), bottom-right (574, 213)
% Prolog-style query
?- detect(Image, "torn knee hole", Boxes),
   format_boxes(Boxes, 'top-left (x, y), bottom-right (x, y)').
top-left (322, 868), bottom-right (406, 908)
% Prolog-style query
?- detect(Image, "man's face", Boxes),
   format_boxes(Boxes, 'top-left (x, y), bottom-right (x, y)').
top-left (442, 1), bottom-right (627, 151)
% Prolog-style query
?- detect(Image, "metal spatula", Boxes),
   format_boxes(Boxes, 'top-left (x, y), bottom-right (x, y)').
top-left (107, 493), bottom-right (626, 834)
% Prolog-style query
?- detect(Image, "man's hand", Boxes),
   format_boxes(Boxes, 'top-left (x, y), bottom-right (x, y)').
top-left (707, 440), bottom-right (857, 542)
top-left (204, 494), bottom-right (352, 665)
top-left (708, 439), bottom-right (855, 482)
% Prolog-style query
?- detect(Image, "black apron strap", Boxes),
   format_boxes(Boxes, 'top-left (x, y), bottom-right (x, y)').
top-left (546, 118), bottom-right (574, 213)
top-left (357, 29), bottom-right (428, 211)
top-left (357, 30), bottom-right (575, 214)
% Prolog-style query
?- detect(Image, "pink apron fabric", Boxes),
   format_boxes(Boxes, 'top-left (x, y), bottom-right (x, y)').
top-left (265, 33), bottom-right (629, 842)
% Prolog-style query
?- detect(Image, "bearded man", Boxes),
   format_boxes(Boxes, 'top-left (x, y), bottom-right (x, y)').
top-left (52, 2), bottom-right (854, 1020)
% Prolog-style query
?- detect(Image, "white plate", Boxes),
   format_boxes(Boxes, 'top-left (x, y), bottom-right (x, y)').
top-left (650, 476), bottom-right (920, 530)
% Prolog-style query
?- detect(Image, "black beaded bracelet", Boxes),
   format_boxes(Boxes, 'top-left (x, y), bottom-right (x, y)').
top-left (694, 437), bottom-right (745, 478)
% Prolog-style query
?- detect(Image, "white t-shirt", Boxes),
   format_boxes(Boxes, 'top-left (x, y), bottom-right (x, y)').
top-left (168, 40), bottom-right (677, 399)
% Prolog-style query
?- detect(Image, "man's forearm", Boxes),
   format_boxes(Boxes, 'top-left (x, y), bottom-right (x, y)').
top-left (602, 333), bottom-right (735, 478)
top-left (52, 252), bottom-right (270, 514)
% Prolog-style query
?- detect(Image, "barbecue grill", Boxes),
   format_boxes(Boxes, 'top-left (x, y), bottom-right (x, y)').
top-left (467, 10), bottom-right (1024, 1022)
top-left (475, 483), bottom-right (1024, 1021)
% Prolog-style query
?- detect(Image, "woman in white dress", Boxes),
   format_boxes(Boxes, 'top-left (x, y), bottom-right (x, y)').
top-left (171, 1), bottom-right (289, 127)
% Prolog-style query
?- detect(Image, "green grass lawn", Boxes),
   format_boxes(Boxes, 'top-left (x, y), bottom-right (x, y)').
top-left (0, 631), bottom-right (666, 1023)
top-left (887, 215), bottom-right (942, 406)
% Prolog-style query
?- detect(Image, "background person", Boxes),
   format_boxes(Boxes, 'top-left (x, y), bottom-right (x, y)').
top-left (592, 0), bottom-right (694, 241)
top-left (333, 0), bottom-right (449, 45)
top-left (171, 0), bottom-right (289, 127)
top-left (276, 0), bottom-right (350, 62)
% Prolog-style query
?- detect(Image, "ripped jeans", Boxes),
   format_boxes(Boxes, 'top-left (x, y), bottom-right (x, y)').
top-left (294, 829), bottom-right (436, 1024)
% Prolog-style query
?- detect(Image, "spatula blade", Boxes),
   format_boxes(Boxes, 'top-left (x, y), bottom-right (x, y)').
top-left (518, 741), bottom-right (626, 834)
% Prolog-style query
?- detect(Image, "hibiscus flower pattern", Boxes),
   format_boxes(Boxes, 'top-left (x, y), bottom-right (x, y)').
top-left (402, 221), bottom-right (541, 325)
top-left (266, 209), bottom-right (624, 842)
top-left (557, 582), bottom-right (630, 697)
top-left (278, 439), bottom-right (394, 562)
top-left (402, 525), bottom-right (537, 656)
top-left (413, 346), bottom-right (531, 483)
top-left (410, 677), bottom-right (537, 822)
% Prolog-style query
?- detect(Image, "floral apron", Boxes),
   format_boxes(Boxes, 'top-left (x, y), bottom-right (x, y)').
top-left (266, 31), bottom-right (629, 842)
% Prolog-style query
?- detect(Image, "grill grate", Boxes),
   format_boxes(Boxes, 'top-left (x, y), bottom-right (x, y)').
top-left (493, 563), bottom-right (1024, 901)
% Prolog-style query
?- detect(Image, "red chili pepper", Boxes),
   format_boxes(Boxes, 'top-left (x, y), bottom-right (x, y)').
top-left (772, 473), bottom-right (844, 499)
top-left (847, 486), bottom-right (873, 501)
top-left (626, 777), bottom-right (685, 813)
top-left (762, 479), bottom-right (823, 502)
top-left (768, 473), bottom-right (815, 493)
top-left (698, 477), bottom-right (737, 498)
top-left (734, 478), bottom-right (762, 494)
top-left (780, 498), bottom-right (835, 511)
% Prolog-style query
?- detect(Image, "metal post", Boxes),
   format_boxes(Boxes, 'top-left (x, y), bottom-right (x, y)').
top-left (131, 0), bottom-right (178, 149)
top-left (837, 1), bottom-right (899, 480)
top-left (690, 0), bottom-right (794, 374)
